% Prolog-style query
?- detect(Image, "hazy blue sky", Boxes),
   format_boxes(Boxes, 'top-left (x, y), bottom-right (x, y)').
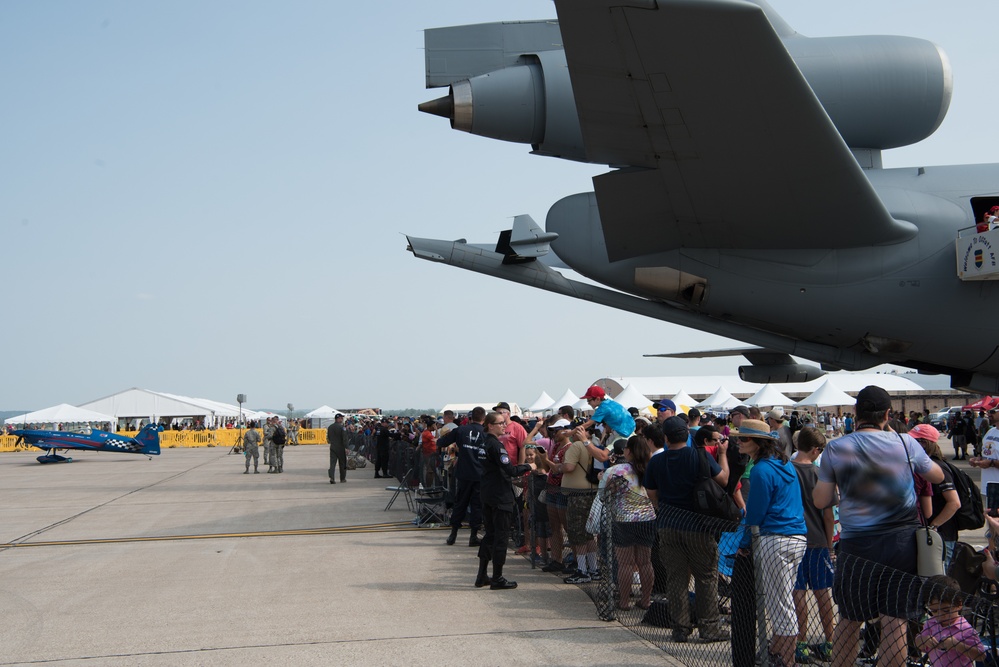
top-left (3, 1), bottom-right (997, 412)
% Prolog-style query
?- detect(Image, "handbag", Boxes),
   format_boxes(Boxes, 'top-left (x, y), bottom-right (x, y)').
top-left (585, 492), bottom-right (603, 534)
top-left (900, 432), bottom-right (945, 577)
top-left (916, 526), bottom-right (945, 577)
top-left (692, 449), bottom-right (740, 522)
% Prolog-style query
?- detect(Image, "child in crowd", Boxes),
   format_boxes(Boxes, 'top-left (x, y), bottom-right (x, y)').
top-left (915, 575), bottom-right (985, 667)
top-left (525, 445), bottom-right (551, 566)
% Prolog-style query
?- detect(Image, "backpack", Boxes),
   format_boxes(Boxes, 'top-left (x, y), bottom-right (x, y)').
top-left (940, 459), bottom-right (985, 531)
top-left (272, 426), bottom-right (287, 445)
top-left (692, 449), bottom-right (740, 522)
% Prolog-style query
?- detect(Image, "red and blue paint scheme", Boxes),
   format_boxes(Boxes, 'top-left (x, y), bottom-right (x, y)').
top-left (12, 423), bottom-right (161, 464)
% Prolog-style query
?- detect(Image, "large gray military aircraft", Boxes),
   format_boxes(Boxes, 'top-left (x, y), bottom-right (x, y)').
top-left (407, 0), bottom-right (999, 393)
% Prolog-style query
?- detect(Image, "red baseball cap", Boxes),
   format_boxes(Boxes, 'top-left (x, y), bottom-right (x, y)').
top-left (581, 385), bottom-right (606, 400)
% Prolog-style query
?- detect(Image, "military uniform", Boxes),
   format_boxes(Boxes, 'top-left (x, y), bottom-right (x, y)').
top-left (243, 428), bottom-right (261, 473)
top-left (263, 422), bottom-right (276, 472)
top-left (327, 420), bottom-right (349, 483)
top-left (476, 431), bottom-right (532, 588)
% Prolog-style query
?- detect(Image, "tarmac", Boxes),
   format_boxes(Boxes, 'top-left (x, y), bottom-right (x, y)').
top-left (0, 445), bottom-right (671, 666)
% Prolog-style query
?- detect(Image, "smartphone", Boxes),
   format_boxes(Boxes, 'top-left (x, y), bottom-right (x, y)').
top-left (987, 482), bottom-right (999, 514)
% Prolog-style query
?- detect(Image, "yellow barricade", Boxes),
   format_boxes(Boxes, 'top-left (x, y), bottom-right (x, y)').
top-left (0, 428), bottom-right (331, 453)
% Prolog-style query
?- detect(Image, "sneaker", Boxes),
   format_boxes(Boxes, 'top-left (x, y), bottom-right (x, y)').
top-left (541, 561), bottom-right (564, 573)
top-left (561, 562), bottom-right (576, 575)
top-left (796, 641), bottom-right (813, 664)
top-left (699, 629), bottom-right (730, 643)
top-left (589, 570), bottom-right (603, 582)
top-left (563, 570), bottom-right (592, 584)
top-left (814, 641), bottom-right (832, 663)
top-left (515, 545), bottom-right (530, 555)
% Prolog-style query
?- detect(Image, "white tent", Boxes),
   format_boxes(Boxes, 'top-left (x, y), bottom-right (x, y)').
top-left (548, 389), bottom-right (580, 412)
top-left (613, 384), bottom-right (653, 412)
top-left (670, 391), bottom-right (697, 412)
top-left (305, 405), bottom-right (343, 419)
top-left (794, 379), bottom-right (856, 408)
top-left (744, 384), bottom-right (795, 408)
top-left (5, 403), bottom-right (115, 427)
top-left (525, 391), bottom-right (556, 413)
top-left (697, 386), bottom-right (737, 409)
top-left (573, 397), bottom-right (591, 412)
top-left (305, 405), bottom-right (344, 429)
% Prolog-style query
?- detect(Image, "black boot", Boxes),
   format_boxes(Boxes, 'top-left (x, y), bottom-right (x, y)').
top-left (446, 527), bottom-right (459, 546)
top-left (474, 558), bottom-right (491, 588)
top-left (468, 529), bottom-right (481, 547)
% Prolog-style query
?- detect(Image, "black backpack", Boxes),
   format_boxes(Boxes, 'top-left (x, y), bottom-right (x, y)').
top-left (940, 459), bottom-right (985, 531)
top-left (272, 426), bottom-right (287, 445)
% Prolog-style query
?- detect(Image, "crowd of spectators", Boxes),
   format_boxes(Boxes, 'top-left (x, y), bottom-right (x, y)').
top-left (365, 388), bottom-right (993, 667)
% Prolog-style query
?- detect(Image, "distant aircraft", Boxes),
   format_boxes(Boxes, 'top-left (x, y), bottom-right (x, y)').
top-left (12, 423), bottom-right (162, 463)
top-left (409, 0), bottom-right (999, 393)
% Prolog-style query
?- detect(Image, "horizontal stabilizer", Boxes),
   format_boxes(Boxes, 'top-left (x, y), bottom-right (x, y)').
top-left (507, 214), bottom-right (558, 258)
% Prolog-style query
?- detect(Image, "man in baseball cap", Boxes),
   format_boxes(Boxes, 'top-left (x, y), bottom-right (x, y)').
top-left (653, 399), bottom-right (677, 424)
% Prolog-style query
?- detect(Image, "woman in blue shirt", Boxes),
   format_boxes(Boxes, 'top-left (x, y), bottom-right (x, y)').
top-left (734, 419), bottom-right (807, 667)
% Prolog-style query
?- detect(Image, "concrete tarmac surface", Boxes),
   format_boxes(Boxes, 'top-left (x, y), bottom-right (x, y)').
top-left (0, 446), bottom-right (669, 666)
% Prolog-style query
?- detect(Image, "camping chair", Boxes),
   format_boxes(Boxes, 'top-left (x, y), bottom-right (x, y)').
top-left (384, 442), bottom-right (418, 512)
top-left (414, 452), bottom-right (450, 526)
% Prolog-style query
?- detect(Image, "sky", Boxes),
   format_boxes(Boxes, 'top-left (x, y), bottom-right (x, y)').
top-left (2, 1), bottom-right (998, 412)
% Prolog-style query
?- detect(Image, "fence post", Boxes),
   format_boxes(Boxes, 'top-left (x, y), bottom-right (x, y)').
top-left (597, 486), bottom-right (616, 621)
top-left (750, 525), bottom-right (768, 666)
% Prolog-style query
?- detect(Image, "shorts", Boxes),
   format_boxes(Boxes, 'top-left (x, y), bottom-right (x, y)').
top-left (545, 486), bottom-right (568, 509)
top-left (758, 535), bottom-right (806, 636)
top-left (833, 526), bottom-right (921, 621)
top-left (530, 517), bottom-right (551, 539)
top-left (612, 520), bottom-right (656, 548)
top-left (566, 491), bottom-right (595, 545)
top-left (794, 547), bottom-right (835, 591)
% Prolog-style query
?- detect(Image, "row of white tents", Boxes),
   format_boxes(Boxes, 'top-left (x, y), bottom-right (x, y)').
top-left (4, 390), bottom-right (347, 431)
top-left (524, 378), bottom-right (858, 415)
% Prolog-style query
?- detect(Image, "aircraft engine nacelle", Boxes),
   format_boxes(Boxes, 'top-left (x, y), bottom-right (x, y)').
top-left (738, 363), bottom-right (824, 384)
top-left (420, 24), bottom-right (952, 159)
top-left (419, 49), bottom-right (585, 161)
top-left (788, 36), bottom-right (952, 150)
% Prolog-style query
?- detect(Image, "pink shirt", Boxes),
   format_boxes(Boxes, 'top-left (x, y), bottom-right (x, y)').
top-left (500, 420), bottom-right (528, 463)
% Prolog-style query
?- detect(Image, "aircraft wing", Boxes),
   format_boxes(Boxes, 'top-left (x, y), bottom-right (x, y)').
top-left (553, 0), bottom-right (917, 259)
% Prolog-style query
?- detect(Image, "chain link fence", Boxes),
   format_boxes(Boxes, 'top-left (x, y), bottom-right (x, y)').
top-left (518, 480), bottom-right (999, 667)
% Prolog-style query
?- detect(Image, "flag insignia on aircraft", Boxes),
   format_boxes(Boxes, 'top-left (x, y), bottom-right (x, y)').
top-left (975, 249), bottom-right (984, 269)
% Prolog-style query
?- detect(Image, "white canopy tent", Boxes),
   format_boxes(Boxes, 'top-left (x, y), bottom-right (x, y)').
top-left (613, 384), bottom-right (654, 413)
top-left (548, 389), bottom-right (580, 413)
top-left (525, 391), bottom-right (556, 413)
top-left (697, 387), bottom-right (738, 410)
top-left (5, 404), bottom-right (115, 428)
top-left (670, 391), bottom-right (697, 413)
top-left (305, 405), bottom-right (344, 429)
top-left (744, 384), bottom-right (796, 408)
top-left (794, 379), bottom-right (856, 408)
top-left (305, 405), bottom-right (343, 418)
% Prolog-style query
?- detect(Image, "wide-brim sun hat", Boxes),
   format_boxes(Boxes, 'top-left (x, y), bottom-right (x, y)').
top-left (730, 419), bottom-right (780, 440)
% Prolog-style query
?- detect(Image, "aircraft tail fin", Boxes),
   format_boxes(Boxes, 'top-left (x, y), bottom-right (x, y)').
top-left (134, 424), bottom-right (161, 456)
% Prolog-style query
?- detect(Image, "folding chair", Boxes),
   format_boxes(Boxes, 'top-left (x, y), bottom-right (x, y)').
top-left (414, 452), bottom-right (450, 526)
top-left (384, 442), bottom-right (417, 512)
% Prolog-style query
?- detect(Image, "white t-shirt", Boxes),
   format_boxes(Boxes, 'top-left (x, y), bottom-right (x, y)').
top-left (980, 427), bottom-right (999, 496)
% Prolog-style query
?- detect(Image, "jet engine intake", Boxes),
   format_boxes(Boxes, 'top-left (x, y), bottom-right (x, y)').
top-left (738, 363), bottom-right (824, 384)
